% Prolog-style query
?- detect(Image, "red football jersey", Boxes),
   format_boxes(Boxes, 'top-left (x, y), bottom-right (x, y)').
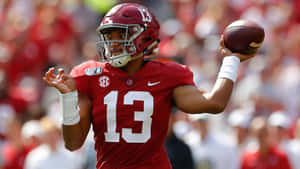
top-left (71, 60), bottom-right (195, 169)
top-left (1, 143), bottom-right (32, 169)
top-left (241, 146), bottom-right (292, 169)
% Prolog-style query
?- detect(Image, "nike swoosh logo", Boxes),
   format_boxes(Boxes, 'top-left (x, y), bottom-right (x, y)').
top-left (148, 81), bottom-right (160, 86)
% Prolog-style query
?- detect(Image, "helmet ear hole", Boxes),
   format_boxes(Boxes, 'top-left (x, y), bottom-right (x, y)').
top-left (143, 37), bottom-right (152, 42)
top-left (143, 49), bottom-right (152, 56)
top-left (143, 39), bottom-right (160, 56)
top-left (140, 37), bottom-right (152, 49)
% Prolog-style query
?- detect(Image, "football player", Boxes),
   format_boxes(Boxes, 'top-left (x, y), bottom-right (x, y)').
top-left (43, 3), bottom-right (256, 169)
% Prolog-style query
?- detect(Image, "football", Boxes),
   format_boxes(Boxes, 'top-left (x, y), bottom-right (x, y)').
top-left (223, 20), bottom-right (265, 54)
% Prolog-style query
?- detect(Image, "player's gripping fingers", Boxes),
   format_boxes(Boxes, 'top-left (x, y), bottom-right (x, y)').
top-left (43, 76), bottom-right (53, 87)
top-left (56, 68), bottom-right (74, 85)
top-left (221, 47), bottom-right (233, 57)
top-left (220, 35), bottom-right (225, 48)
top-left (43, 67), bottom-right (77, 93)
top-left (57, 68), bottom-right (65, 81)
top-left (43, 67), bottom-right (58, 86)
top-left (43, 67), bottom-right (66, 88)
top-left (43, 75), bottom-right (61, 89)
top-left (61, 74), bottom-right (72, 82)
top-left (220, 35), bottom-right (234, 57)
top-left (233, 50), bottom-right (257, 62)
top-left (44, 67), bottom-right (56, 80)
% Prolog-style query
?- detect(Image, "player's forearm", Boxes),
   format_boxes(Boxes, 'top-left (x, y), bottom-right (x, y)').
top-left (174, 56), bottom-right (239, 114)
top-left (60, 92), bottom-right (91, 151)
top-left (200, 55), bottom-right (239, 113)
top-left (173, 85), bottom-right (231, 114)
top-left (62, 123), bottom-right (85, 151)
top-left (204, 78), bottom-right (234, 113)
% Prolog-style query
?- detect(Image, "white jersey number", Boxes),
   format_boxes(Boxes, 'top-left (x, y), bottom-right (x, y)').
top-left (138, 8), bottom-right (152, 22)
top-left (104, 91), bottom-right (153, 143)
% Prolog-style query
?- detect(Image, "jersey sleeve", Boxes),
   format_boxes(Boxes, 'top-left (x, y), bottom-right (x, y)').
top-left (70, 60), bottom-right (102, 97)
top-left (164, 62), bottom-right (195, 88)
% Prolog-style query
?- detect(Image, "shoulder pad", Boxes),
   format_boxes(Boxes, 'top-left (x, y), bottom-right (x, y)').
top-left (84, 67), bottom-right (103, 76)
top-left (70, 60), bottom-right (104, 77)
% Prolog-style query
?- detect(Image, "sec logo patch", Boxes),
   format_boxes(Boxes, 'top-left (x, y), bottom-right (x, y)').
top-left (99, 76), bottom-right (110, 88)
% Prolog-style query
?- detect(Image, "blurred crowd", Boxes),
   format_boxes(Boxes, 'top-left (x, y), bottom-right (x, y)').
top-left (0, 0), bottom-right (300, 169)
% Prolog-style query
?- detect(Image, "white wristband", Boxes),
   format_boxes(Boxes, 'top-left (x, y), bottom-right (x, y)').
top-left (217, 56), bottom-right (240, 83)
top-left (59, 91), bottom-right (80, 125)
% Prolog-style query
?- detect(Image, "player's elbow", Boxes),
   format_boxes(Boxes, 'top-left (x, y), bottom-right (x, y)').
top-left (64, 142), bottom-right (83, 151)
top-left (183, 103), bottom-right (225, 114)
top-left (209, 104), bottom-right (226, 114)
top-left (211, 99), bottom-right (229, 113)
top-left (201, 102), bottom-right (226, 114)
top-left (176, 94), bottom-right (228, 114)
top-left (204, 95), bottom-right (229, 114)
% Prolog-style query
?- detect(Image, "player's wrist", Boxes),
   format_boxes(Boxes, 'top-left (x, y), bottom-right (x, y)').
top-left (59, 89), bottom-right (77, 94)
top-left (217, 55), bottom-right (240, 82)
top-left (224, 55), bottom-right (240, 62)
top-left (59, 90), bottom-right (80, 125)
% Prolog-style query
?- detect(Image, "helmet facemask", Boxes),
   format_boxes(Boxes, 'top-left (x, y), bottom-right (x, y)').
top-left (96, 24), bottom-right (144, 67)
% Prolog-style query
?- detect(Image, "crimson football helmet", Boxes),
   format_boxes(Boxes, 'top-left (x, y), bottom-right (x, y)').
top-left (96, 3), bottom-right (160, 67)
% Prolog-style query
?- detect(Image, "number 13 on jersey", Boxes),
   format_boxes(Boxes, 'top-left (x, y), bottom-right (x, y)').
top-left (104, 91), bottom-right (154, 143)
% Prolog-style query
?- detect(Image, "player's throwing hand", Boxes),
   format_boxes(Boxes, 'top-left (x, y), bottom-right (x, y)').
top-left (43, 67), bottom-right (76, 94)
top-left (220, 35), bottom-right (257, 62)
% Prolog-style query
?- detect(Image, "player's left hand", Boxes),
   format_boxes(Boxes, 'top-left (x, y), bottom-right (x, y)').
top-left (43, 67), bottom-right (77, 94)
top-left (220, 35), bottom-right (257, 62)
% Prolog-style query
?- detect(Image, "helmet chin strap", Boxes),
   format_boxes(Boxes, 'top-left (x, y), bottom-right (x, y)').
top-left (110, 39), bottom-right (160, 67)
top-left (131, 39), bottom-right (160, 60)
top-left (110, 55), bottom-right (131, 67)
